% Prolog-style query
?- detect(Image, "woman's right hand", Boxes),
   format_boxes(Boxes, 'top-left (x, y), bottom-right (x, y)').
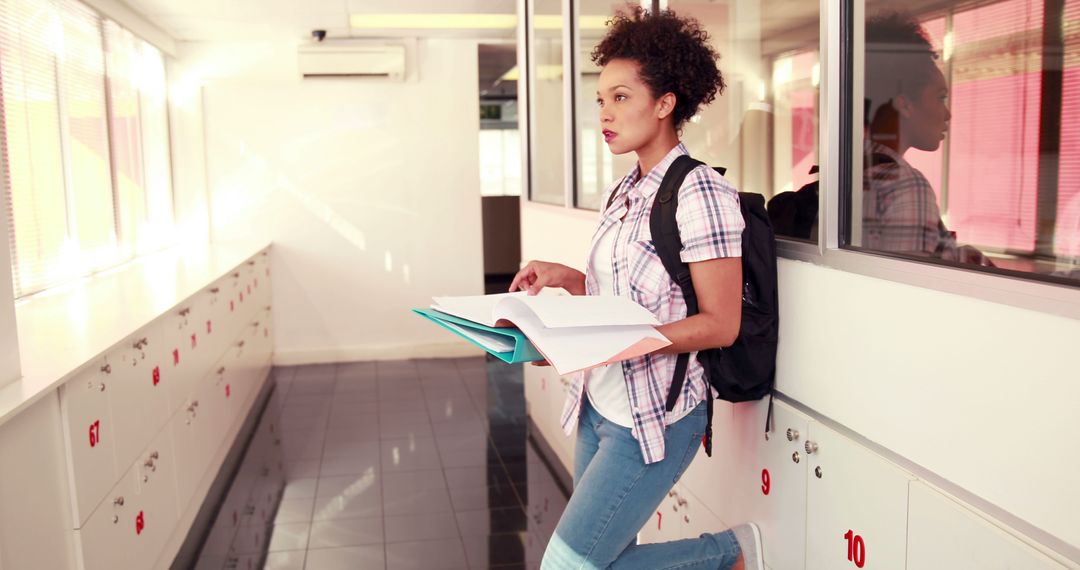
top-left (509, 261), bottom-right (586, 296)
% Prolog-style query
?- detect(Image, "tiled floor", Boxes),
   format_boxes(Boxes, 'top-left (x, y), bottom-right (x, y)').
top-left (196, 357), bottom-right (567, 570)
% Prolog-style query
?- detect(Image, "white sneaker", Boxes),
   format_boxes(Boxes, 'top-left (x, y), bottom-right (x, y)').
top-left (733, 522), bottom-right (764, 570)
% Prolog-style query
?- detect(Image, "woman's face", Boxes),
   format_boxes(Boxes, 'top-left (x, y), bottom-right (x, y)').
top-left (901, 65), bottom-right (951, 152)
top-left (596, 58), bottom-right (666, 156)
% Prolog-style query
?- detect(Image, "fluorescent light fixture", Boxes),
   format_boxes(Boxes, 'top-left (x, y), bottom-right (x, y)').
top-left (499, 64), bottom-right (563, 82)
top-left (349, 13), bottom-right (609, 30)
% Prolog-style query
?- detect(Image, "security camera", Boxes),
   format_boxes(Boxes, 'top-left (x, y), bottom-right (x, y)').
top-left (312, 29), bottom-right (327, 42)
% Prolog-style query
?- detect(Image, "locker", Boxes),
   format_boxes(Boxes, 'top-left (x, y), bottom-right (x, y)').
top-left (678, 399), bottom-right (737, 527)
top-left (73, 467), bottom-right (138, 570)
top-left (906, 482), bottom-right (1068, 570)
top-left (638, 484), bottom-right (687, 545)
top-left (60, 358), bottom-right (120, 528)
top-left (135, 429), bottom-right (180, 567)
top-left (162, 304), bottom-right (198, 410)
top-left (729, 398), bottom-right (812, 570)
top-left (804, 423), bottom-right (913, 570)
top-left (679, 485), bottom-right (727, 540)
top-left (109, 329), bottom-right (170, 474)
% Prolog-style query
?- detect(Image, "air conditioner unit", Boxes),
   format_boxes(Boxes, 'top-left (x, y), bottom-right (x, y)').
top-left (297, 43), bottom-right (406, 79)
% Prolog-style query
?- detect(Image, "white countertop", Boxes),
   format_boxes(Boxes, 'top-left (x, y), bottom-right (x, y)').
top-left (0, 240), bottom-right (271, 428)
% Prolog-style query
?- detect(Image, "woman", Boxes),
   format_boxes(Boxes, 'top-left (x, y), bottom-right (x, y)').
top-left (509, 7), bottom-right (763, 570)
top-left (862, 12), bottom-right (991, 266)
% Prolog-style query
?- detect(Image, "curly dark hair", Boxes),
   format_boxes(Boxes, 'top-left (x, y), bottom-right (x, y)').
top-left (591, 6), bottom-right (724, 131)
top-left (865, 12), bottom-right (940, 126)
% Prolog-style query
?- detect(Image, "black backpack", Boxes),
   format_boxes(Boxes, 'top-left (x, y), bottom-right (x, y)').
top-left (607, 154), bottom-right (779, 455)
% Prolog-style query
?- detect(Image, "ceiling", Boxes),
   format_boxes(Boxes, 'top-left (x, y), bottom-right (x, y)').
top-left (124, 0), bottom-right (519, 42)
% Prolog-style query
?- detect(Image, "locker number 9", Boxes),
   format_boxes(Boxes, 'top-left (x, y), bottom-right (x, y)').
top-left (761, 469), bottom-right (771, 496)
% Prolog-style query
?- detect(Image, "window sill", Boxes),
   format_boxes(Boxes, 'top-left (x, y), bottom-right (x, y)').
top-left (0, 239), bottom-right (271, 428)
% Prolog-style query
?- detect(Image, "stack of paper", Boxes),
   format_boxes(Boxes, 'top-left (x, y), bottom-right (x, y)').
top-left (413, 292), bottom-right (671, 376)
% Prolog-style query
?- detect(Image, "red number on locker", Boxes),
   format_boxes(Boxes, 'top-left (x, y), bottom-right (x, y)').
top-left (135, 511), bottom-right (145, 535)
top-left (225, 384), bottom-right (231, 398)
top-left (173, 349), bottom-right (180, 366)
top-left (88, 420), bottom-right (101, 447)
top-left (656, 511), bottom-right (663, 530)
top-left (190, 333), bottom-right (197, 349)
top-left (761, 469), bottom-right (771, 496)
top-left (230, 300), bottom-right (235, 312)
top-left (239, 292), bottom-right (245, 303)
top-left (152, 366), bottom-right (160, 386)
top-left (207, 320), bottom-right (213, 334)
top-left (844, 529), bottom-right (866, 568)
top-left (264, 327), bottom-right (268, 338)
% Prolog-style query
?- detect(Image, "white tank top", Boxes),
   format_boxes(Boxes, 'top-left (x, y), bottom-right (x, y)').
top-left (586, 216), bottom-right (700, 428)
top-left (586, 221), bottom-right (635, 427)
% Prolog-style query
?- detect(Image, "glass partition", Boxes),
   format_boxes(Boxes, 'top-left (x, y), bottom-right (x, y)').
top-left (530, 0), bottom-right (570, 205)
top-left (846, 0), bottom-right (1080, 285)
top-left (571, 0), bottom-right (822, 245)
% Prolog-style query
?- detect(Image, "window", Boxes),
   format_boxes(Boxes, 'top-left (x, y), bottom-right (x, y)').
top-left (1, 0), bottom-right (174, 297)
top-left (528, 0), bottom-right (569, 205)
top-left (847, 0), bottom-right (1080, 286)
top-left (571, 0), bottom-right (822, 243)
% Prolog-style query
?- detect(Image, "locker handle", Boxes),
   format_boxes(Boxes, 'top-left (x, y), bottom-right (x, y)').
top-left (786, 428), bottom-right (800, 441)
top-left (236, 340), bottom-right (245, 348)
top-left (178, 307), bottom-right (191, 317)
top-left (247, 260), bottom-right (256, 266)
top-left (113, 496), bottom-right (124, 507)
top-left (805, 441), bottom-right (819, 454)
top-left (251, 321), bottom-right (260, 327)
top-left (100, 364), bottom-right (112, 375)
top-left (209, 287), bottom-right (220, 294)
top-left (232, 272), bottom-right (240, 278)
top-left (218, 367), bottom-right (226, 375)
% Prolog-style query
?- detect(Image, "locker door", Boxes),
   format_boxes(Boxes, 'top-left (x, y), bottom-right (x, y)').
top-left (679, 484), bottom-right (726, 540)
top-left (74, 466), bottom-right (143, 570)
top-left (133, 429), bottom-right (179, 566)
top-left (639, 485), bottom-right (685, 545)
top-left (60, 359), bottom-right (119, 528)
top-left (805, 423), bottom-right (913, 570)
top-left (162, 305), bottom-right (196, 410)
top-left (906, 482), bottom-right (1068, 570)
top-left (729, 398), bottom-right (811, 570)
top-left (678, 399), bottom-right (737, 527)
top-left (109, 330), bottom-right (169, 474)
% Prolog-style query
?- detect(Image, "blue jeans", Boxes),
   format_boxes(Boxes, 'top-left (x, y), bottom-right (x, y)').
top-left (541, 399), bottom-right (741, 569)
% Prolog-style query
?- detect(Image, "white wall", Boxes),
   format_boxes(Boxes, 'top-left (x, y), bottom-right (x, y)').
top-left (0, 396), bottom-right (76, 570)
top-left (180, 38), bottom-right (486, 363)
top-left (519, 200), bottom-right (1080, 554)
top-left (0, 193), bottom-right (18, 388)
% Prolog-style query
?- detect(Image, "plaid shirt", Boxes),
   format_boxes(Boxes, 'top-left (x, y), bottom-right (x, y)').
top-left (862, 141), bottom-right (961, 259)
top-left (559, 143), bottom-right (744, 464)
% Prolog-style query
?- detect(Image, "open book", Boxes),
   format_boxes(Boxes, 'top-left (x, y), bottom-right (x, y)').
top-left (413, 292), bottom-right (671, 376)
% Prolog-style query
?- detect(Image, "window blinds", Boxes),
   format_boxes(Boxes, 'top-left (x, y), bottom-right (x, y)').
top-left (1, 0), bottom-right (172, 297)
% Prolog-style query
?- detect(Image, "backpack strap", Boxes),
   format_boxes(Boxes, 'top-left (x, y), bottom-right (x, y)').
top-left (648, 155), bottom-right (705, 413)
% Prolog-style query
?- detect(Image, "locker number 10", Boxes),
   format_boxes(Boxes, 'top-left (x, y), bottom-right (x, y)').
top-left (844, 529), bottom-right (866, 568)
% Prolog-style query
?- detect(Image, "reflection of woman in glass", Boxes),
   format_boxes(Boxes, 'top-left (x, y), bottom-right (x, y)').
top-left (864, 13), bottom-right (991, 265)
top-left (509, 7), bottom-right (763, 570)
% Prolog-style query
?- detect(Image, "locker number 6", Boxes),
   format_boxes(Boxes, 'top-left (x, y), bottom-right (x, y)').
top-left (844, 529), bottom-right (866, 568)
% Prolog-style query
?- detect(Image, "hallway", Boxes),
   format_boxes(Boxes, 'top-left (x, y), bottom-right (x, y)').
top-left (193, 357), bottom-right (568, 570)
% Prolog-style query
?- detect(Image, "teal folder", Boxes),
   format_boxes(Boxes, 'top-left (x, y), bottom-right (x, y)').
top-left (412, 308), bottom-right (544, 364)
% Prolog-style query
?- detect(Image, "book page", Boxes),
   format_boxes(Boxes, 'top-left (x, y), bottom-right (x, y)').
top-left (512, 295), bottom-right (661, 328)
top-left (431, 292), bottom-right (526, 327)
top-left (496, 298), bottom-right (670, 375)
top-left (438, 320), bottom-right (516, 353)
